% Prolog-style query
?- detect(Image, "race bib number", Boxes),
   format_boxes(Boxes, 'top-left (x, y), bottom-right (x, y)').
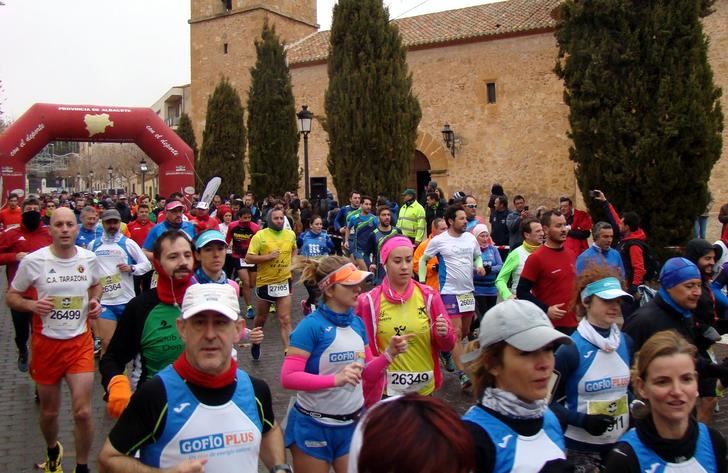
top-left (586, 395), bottom-right (628, 442)
top-left (150, 271), bottom-right (159, 289)
top-left (268, 282), bottom-right (290, 298)
top-left (102, 272), bottom-right (123, 299)
top-left (307, 244), bottom-right (322, 257)
top-left (47, 296), bottom-right (85, 329)
top-left (456, 293), bottom-right (476, 313)
top-left (386, 370), bottom-right (434, 396)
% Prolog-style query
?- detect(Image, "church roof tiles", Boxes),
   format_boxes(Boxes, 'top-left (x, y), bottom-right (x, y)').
top-left (286, 0), bottom-right (561, 66)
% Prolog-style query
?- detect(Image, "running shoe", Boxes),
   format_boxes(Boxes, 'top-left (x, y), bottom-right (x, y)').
top-left (43, 441), bottom-right (63, 473)
top-left (441, 352), bottom-right (456, 372)
top-left (251, 343), bottom-right (261, 361)
top-left (269, 304), bottom-right (277, 314)
top-left (245, 305), bottom-right (255, 319)
top-left (459, 373), bottom-right (472, 390)
top-left (93, 337), bottom-right (102, 356)
top-left (17, 350), bottom-right (29, 373)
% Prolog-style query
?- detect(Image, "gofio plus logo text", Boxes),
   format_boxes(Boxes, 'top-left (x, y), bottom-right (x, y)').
top-left (179, 431), bottom-right (256, 455)
top-left (328, 351), bottom-right (365, 363)
top-left (584, 375), bottom-right (629, 393)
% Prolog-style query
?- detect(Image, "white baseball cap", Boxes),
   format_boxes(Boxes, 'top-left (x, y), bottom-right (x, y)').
top-left (181, 284), bottom-right (240, 321)
top-left (462, 300), bottom-right (572, 363)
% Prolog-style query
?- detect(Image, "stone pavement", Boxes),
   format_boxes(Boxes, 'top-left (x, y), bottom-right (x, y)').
top-left (1, 278), bottom-right (728, 471)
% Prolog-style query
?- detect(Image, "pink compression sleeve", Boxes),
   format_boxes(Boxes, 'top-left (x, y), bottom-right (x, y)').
top-left (280, 355), bottom-right (337, 391)
top-left (362, 345), bottom-right (391, 384)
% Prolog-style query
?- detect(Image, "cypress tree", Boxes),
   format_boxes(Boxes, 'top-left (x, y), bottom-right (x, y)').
top-left (198, 77), bottom-right (246, 197)
top-left (175, 113), bottom-right (199, 184)
top-left (555, 0), bottom-right (723, 250)
top-left (247, 22), bottom-right (299, 199)
top-left (324, 0), bottom-right (421, 199)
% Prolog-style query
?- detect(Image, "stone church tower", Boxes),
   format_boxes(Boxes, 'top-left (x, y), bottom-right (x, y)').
top-left (189, 0), bottom-right (318, 144)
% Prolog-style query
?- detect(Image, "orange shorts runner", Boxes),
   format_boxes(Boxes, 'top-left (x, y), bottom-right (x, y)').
top-left (30, 330), bottom-right (94, 385)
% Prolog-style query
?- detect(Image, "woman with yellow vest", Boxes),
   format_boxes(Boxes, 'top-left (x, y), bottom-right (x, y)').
top-left (356, 236), bottom-right (456, 406)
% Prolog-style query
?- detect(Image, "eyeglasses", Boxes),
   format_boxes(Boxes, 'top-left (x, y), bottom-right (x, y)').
top-left (465, 204), bottom-right (477, 209)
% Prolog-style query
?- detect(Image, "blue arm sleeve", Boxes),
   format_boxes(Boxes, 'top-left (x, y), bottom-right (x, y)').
top-left (551, 342), bottom-right (586, 427)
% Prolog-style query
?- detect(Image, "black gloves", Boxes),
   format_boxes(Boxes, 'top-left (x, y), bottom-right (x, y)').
top-left (539, 459), bottom-right (575, 472)
top-left (583, 414), bottom-right (614, 436)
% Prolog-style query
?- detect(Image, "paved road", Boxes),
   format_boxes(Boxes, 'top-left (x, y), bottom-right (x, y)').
top-left (1, 278), bottom-right (727, 471)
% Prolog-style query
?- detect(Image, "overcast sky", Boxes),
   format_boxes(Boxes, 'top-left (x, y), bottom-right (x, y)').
top-left (0, 0), bottom-right (493, 120)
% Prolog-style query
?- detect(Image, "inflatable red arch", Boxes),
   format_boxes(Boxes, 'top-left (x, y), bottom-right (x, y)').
top-left (0, 103), bottom-right (195, 203)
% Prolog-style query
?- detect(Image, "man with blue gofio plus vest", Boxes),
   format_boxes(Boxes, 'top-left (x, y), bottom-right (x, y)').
top-left (98, 283), bottom-right (289, 473)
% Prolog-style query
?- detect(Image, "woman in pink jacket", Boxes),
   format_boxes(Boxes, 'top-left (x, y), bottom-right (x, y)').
top-left (356, 236), bottom-right (456, 406)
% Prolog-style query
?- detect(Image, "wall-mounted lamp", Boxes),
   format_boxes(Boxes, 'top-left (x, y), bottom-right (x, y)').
top-left (441, 123), bottom-right (456, 158)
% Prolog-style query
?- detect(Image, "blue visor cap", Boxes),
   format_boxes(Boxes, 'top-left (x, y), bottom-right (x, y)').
top-left (580, 277), bottom-right (633, 302)
top-left (195, 230), bottom-right (226, 249)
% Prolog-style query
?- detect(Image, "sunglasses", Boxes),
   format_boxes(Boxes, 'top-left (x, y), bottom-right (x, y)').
top-left (465, 204), bottom-right (477, 209)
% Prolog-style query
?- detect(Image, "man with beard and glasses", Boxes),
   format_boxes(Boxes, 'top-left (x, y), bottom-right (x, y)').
top-left (517, 210), bottom-right (578, 335)
top-left (245, 208), bottom-right (297, 360)
top-left (142, 200), bottom-right (196, 260)
top-left (0, 197), bottom-right (52, 372)
top-left (100, 230), bottom-right (196, 420)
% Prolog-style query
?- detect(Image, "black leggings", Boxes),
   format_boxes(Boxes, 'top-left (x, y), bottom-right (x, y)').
top-left (11, 309), bottom-right (31, 353)
top-left (475, 295), bottom-right (497, 324)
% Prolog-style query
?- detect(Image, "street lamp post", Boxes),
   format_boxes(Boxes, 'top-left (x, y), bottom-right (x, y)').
top-left (76, 172), bottom-right (81, 192)
top-left (89, 170), bottom-right (94, 191)
top-left (296, 105), bottom-right (314, 199)
top-left (139, 159), bottom-right (148, 196)
top-left (107, 165), bottom-right (113, 191)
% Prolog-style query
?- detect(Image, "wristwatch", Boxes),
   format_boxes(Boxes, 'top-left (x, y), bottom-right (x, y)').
top-left (270, 464), bottom-right (293, 473)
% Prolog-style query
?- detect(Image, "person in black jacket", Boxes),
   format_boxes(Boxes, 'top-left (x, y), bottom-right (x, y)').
top-left (623, 257), bottom-right (728, 404)
top-left (115, 195), bottom-right (133, 223)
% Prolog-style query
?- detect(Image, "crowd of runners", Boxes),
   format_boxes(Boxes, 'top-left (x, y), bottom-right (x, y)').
top-left (1, 182), bottom-right (728, 472)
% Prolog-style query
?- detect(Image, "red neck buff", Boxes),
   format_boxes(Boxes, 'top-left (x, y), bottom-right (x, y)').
top-left (153, 258), bottom-right (194, 306)
top-left (173, 352), bottom-right (237, 388)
